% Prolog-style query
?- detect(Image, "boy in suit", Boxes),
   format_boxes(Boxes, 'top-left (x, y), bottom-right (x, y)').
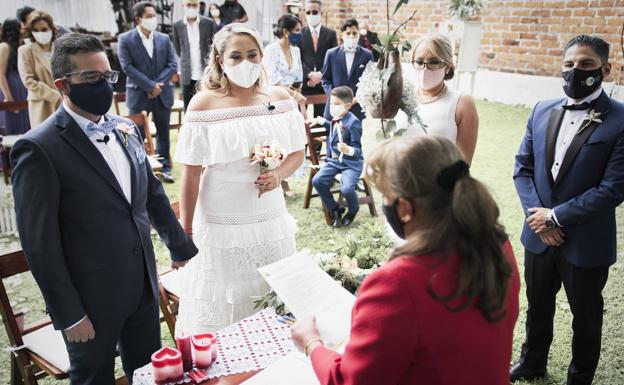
top-left (311, 86), bottom-right (363, 227)
top-left (321, 18), bottom-right (373, 122)
top-left (117, 1), bottom-right (178, 183)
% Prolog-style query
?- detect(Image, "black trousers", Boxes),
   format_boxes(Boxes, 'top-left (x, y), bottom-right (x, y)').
top-left (520, 247), bottom-right (608, 385)
top-left (182, 80), bottom-right (199, 111)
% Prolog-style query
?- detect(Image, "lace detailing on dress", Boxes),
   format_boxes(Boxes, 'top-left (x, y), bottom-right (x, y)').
top-left (203, 208), bottom-right (287, 225)
top-left (183, 99), bottom-right (297, 124)
top-left (174, 99), bottom-right (306, 167)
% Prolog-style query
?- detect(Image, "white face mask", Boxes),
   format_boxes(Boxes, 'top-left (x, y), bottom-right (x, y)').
top-left (210, 9), bottom-right (220, 17)
top-left (359, 29), bottom-right (368, 36)
top-left (141, 17), bottom-right (158, 32)
top-left (330, 104), bottom-right (346, 118)
top-left (223, 60), bottom-right (263, 88)
top-left (307, 14), bottom-right (321, 27)
top-left (184, 7), bottom-right (199, 19)
top-left (343, 37), bottom-right (358, 50)
top-left (289, 6), bottom-right (300, 14)
top-left (32, 31), bottom-right (52, 45)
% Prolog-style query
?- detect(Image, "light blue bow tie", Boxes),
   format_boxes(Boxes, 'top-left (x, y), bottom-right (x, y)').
top-left (84, 119), bottom-right (116, 137)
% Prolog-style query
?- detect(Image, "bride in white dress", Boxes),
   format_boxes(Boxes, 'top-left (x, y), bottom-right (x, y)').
top-left (174, 24), bottom-right (306, 333)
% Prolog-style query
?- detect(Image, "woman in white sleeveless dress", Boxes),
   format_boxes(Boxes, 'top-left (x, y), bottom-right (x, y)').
top-left (403, 33), bottom-right (479, 163)
top-left (174, 24), bottom-right (306, 333)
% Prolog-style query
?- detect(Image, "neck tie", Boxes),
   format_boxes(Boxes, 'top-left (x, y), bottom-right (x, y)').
top-left (312, 29), bottom-right (319, 52)
top-left (562, 100), bottom-right (596, 111)
top-left (84, 119), bottom-right (117, 137)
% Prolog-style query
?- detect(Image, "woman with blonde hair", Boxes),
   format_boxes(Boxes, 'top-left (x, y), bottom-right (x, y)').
top-left (404, 33), bottom-right (479, 164)
top-left (292, 135), bottom-right (520, 385)
top-left (174, 24), bottom-right (306, 333)
top-left (17, 10), bottom-right (61, 127)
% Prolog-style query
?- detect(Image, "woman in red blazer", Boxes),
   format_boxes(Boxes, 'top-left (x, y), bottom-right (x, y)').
top-left (292, 135), bottom-right (520, 385)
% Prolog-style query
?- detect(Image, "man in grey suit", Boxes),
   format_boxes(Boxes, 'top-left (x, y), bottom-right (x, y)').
top-left (172, 0), bottom-right (216, 110)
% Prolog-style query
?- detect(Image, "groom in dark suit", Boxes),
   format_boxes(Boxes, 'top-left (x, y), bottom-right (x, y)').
top-left (512, 35), bottom-right (624, 385)
top-left (11, 33), bottom-right (197, 384)
top-left (322, 18), bottom-right (373, 122)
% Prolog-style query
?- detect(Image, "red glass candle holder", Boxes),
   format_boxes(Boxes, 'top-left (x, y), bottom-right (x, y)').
top-left (175, 331), bottom-right (193, 372)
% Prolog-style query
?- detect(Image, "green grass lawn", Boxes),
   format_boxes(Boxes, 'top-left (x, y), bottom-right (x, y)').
top-left (1, 100), bottom-right (623, 384)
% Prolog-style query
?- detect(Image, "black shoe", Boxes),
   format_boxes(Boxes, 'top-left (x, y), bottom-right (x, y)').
top-left (157, 171), bottom-right (175, 184)
top-left (331, 207), bottom-right (345, 228)
top-left (341, 210), bottom-right (359, 227)
top-left (510, 362), bottom-right (546, 383)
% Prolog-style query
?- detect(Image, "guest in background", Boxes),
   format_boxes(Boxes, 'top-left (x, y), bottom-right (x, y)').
top-left (512, 35), bottom-right (624, 385)
top-left (322, 19), bottom-right (373, 122)
top-left (0, 18), bottom-right (30, 135)
top-left (292, 135), bottom-right (520, 385)
top-left (16, 6), bottom-right (71, 38)
top-left (262, 14), bottom-right (305, 103)
top-left (301, 0), bottom-right (337, 118)
top-left (199, 1), bottom-right (207, 16)
top-left (173, 0), bottom-right (216, 110)
top-left (118, 1), bottom-right (178, 183)
top-left (285, 1), bottom-right (303, 17)
top-left (311, 86), bottom-right (363, 227)
top-left (18, 11), bottom-right (61, 128)
top-left (208, 3), bottom-right (227, 31)
top-left (358, 21), bottom-right (381, 62)
top-left (405, 33), bottom-right (478, 164)
top-left (219, 0), bottom-right (248, 24)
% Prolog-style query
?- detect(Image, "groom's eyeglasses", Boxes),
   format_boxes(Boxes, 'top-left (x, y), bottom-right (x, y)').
top-left (411, 59), bottom-right (446, 70)
top-left (64, 70), bottom-right (120, 84)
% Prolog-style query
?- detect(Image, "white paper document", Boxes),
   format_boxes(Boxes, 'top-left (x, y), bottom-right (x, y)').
top-left (258, 252), bottom-right (355, 349)
top-left (241, 352), bottom-right (320, 385)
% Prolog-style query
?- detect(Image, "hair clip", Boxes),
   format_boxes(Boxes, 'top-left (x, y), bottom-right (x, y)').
top-left (437, 160), bottom-right (469, 192)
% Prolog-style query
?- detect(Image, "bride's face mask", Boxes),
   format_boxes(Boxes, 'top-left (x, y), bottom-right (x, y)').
top-left (220, 34), bottom-right (264, 88)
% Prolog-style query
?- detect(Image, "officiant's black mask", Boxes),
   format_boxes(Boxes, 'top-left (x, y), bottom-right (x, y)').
top-left (561, 67), bottom-right (603, 100)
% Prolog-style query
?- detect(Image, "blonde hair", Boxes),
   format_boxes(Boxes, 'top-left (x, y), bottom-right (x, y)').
top-left (412, 33), bottom-right (455, 80)
top-left (366, 135), bottom-right (512, 322)
top-left (200, 23), bottom-right (266, 92)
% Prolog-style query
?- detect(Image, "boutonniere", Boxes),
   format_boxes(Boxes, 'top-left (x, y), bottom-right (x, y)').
top-left (117, 123), bottom-right (136, 147)
top-left (577, 109), bottom-right (603, 135)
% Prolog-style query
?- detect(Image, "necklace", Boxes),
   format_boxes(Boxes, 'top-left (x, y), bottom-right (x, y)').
top-left (417, 85), bottom-right (447, 104)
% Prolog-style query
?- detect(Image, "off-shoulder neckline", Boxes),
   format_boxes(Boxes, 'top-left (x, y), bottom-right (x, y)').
top-left (185, 98), bottom-right (295, 114)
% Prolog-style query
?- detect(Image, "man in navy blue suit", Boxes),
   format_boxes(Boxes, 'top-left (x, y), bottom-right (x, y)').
top-left (11, 33), bottom-right (197, 384)
top-left (321, 18), bottom-right (373, 122)
top-left (118, 1), bottom-right (178, 183)
top-left (512, 35), bottom-right (624, 385)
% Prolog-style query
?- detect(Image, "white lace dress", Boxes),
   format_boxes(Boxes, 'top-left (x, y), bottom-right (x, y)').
top-left (173, 99), bottom-right (306, 334)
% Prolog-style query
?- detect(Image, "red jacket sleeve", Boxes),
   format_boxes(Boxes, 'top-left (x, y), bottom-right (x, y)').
top-left (310, 262), bottom-right (419, 385)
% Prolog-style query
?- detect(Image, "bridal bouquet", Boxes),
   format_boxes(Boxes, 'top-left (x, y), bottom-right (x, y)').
top-left (250, 141), bottom-right (284, 197)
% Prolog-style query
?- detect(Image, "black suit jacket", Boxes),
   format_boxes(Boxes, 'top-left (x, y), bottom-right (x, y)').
top-left (10, 107), bottom-right (198, 330)
top-left (358, 32), bottom-right (381, 62)
top-left (300, 25), bottom-right (338, 95)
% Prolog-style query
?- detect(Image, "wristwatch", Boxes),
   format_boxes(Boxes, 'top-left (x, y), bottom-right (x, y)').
top-left (545, 210), bottom-right (557, 229)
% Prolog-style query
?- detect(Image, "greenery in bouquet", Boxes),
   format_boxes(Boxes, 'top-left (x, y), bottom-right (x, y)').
top-left (447, 0), bottom-right (483, 21)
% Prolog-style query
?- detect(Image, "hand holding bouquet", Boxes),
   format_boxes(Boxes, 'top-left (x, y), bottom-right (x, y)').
top-left (251, 141), bottom-right (285, 197)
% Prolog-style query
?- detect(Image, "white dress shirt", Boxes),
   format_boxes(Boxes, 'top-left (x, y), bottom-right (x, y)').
top-left (551, 87), bottom-right (603, 180)
top-left (184, 17), bottom-right (203, 81)
top-left (138, 27), bottom-right (154, 59)
top-left (345, 49), bottom-right (355, 75)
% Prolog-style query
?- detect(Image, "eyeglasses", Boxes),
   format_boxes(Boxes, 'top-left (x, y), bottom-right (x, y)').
top-left (305, 10), bottom-right (319, 15)
top-left (64, 70), bottom-right (120, 84)
top-left (411, 59), bottom-right (447, 70)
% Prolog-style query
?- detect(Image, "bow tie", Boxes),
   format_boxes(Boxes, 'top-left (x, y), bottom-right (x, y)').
top-left (562, 100), bottom-right (596, 111)
top-left (344, 47), bottom-right (357, 53)
top-left (84, 119), bottom-right (116, 137)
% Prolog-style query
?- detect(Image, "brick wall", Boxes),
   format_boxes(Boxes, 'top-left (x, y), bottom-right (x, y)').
top-left (318, 0), bottom-right (624, 81)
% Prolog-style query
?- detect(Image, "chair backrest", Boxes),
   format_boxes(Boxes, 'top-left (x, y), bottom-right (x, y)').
top-left (113, 92), bottom-right (126, 116)
top-left (0, 100), bottom-right (29, 112)
top-left (0, 249), bottom-right (33, 348)
top-left (124, 112), bottom-right (156, 155)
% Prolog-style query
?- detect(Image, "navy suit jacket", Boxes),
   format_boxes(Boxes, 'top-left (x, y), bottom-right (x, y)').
top-left (117, 29), bottom-right (178, 110)
top-left (322, 45), bottom-right (374, 121)
top-left (323, 111), bottom-right (364, 170)
top-left (10, 107), bottom-right (197, 330)
top-left (514, 91), bottom-right (624, 267)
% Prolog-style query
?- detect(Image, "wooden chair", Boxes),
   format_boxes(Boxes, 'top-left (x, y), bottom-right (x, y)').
top-left (299, 98), bottom-right (377, 225)
top-left (158, 201), bottom-right (183, 340)
top-left (123, 112), bottom-right (165, 172)
top-left (0, 100), bottom-right (29, 185)
top-left (113, 91), bottom-right (183, 129)
top-left (0, 248), bottom-right (128, 385)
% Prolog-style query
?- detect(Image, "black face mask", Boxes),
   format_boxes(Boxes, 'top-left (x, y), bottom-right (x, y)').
top-left (67, 79), bottom-right (114, 116)
top-left (382, 200), bottom-right (406, 239)
top-left (561, 67), bottom-right (603, 100)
